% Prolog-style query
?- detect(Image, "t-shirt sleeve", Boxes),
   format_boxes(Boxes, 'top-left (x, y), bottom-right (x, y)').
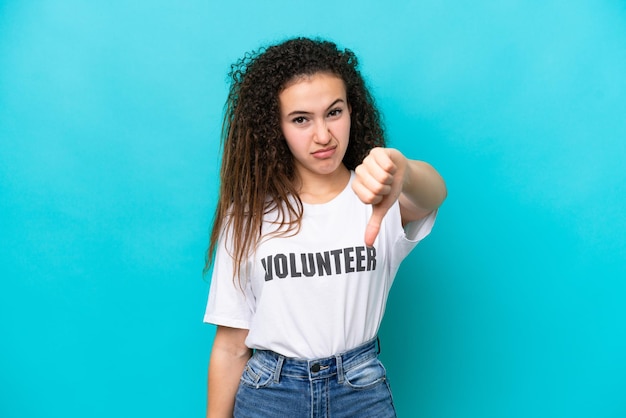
top-left (386, 206), bottom-right (438, 275)
top-left (203, 232), bottom-right (253, 329)
top-left (404, 209), bottom-right (438, 243)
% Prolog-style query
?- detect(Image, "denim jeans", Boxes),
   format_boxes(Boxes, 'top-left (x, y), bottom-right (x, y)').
top-left (234, 338), bottom-right (397, 418)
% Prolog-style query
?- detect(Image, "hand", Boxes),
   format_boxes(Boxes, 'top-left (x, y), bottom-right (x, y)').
top-left (352, 147), bottom-right (407, 247)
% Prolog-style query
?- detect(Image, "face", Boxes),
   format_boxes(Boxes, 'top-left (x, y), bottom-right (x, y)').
top-left (279, 72), bottom-right (351, 183)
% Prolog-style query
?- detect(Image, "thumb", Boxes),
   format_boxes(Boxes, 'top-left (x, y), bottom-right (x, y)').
top-left (364, 205), bottom-right (388, 247)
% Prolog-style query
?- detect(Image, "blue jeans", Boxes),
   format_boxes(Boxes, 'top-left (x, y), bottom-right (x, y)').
top-left (234, 338), bottom-right (397, 418)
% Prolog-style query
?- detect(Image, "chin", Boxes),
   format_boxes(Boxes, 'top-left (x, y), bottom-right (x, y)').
top-left (319, 162), bottom-right (347, 175)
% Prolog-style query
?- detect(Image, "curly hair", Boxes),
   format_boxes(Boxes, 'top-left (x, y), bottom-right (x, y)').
top-left (205, 37), bottom-right (386, 280)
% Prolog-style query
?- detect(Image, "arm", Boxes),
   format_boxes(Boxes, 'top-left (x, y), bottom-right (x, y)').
top-left (352, 147), bottom-right (447, 246)
top-left (207, 326), bottom-right (252, 418)
top-left (397, 158), bottom-right (447, 225)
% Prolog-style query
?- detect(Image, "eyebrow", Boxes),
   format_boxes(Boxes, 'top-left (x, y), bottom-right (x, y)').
top-left (286, 99), bottom-right (345, 117)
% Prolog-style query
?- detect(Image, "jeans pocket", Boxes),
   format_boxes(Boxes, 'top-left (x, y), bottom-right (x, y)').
top-left (343, 357), bottom-right (387, 390)
top-left (239, 355), bottom-right (275, 389)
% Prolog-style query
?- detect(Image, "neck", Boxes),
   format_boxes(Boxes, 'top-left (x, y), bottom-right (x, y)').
top-left (295, 165), bottom-right (351, 204)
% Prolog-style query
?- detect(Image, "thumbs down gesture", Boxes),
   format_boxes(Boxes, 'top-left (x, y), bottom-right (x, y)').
top-left (352, 147), bottom-right (447, 247)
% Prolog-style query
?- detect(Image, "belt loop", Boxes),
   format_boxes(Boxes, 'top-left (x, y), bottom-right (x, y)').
top-left (376, 336), bottom-right (381, 355)
top-left (336, 354), bottom-right (345, 384)
top-left (273, 355), bottom-right (285, 383)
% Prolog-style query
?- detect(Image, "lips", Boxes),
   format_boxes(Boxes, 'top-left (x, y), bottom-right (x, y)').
top-left (312, 146), bottom-right (337, 159)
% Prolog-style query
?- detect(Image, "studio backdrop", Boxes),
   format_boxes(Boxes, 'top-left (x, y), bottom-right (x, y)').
top-left (1, 1), bottom-right (625, 417)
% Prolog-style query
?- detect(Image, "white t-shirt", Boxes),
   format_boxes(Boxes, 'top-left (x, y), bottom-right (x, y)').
top-left (204, 172), bottom-right (436, 359)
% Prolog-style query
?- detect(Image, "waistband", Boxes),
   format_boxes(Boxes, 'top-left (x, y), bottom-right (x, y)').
top-left (252, 337), bottom-right (380, 382)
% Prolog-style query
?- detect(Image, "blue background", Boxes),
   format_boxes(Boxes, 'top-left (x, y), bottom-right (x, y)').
top-left (1, 1), bottom-right (625, 417)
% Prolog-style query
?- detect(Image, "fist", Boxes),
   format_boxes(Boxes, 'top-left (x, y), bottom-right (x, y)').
top-left (352, 147), bottom-right (407, 247)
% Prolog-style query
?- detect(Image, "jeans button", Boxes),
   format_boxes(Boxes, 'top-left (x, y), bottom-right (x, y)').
top-left (310, 363), bottom-right (321, 372)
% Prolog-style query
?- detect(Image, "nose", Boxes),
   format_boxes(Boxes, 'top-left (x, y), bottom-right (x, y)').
top-left (313, 120), bottom-right (331, 144)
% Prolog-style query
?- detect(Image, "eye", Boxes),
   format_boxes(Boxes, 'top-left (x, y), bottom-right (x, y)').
top-left (292, 116), bottom-right (308, 124)
top-left (328, 108), bottom-right (343, 118)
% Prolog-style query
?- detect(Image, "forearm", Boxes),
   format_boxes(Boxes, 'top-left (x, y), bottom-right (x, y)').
top-left (399, 158), bottom-right (447, 222)
top-left (207, 328), bottom-right (252, 418)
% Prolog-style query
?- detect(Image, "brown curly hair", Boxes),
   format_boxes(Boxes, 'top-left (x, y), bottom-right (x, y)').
top-left (205, 37), bottom-right (386, 280)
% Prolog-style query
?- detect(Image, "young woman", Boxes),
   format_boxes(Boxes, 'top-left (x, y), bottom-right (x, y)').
top-left (204, 37), bottom-right (446, 418)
